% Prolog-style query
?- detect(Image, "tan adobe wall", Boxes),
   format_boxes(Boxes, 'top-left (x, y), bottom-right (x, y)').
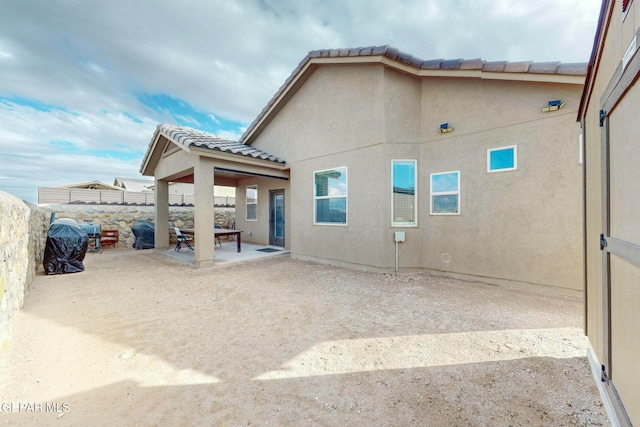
top-left (0, 191), bottom-right (48, 348)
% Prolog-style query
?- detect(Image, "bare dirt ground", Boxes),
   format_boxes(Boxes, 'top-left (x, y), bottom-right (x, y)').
top-left (1, 250), bottom-right (608, 426)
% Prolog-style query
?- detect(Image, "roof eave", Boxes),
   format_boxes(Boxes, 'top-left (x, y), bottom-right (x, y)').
top-left (241, 53), bottom-right (587, 145)
top-left (189, 146), bottom-right (288, 170)
top-left (140, 129), bottom-right (163, 177)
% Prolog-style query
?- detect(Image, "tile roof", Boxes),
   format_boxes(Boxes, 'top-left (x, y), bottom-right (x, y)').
top-left (239, 45), bottom-right (587, 143)
top-left (140, 124), bottom-right (285, 173)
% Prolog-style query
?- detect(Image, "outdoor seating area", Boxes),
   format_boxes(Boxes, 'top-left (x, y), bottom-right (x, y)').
top-left (173, 227), bottom-right (193, 251)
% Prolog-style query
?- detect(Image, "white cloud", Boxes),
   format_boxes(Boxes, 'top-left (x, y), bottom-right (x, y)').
top-left (0, 0), bottom-right (602, 203)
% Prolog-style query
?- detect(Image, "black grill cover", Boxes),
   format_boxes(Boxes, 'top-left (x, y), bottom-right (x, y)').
top-left (43, 219), bottom-right (89, 274)
top-left (132, 220), bottom-right (154, 249)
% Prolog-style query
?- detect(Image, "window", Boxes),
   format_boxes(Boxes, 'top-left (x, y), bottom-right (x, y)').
top-left (314, 167), bottom-right (347, 225)
top-left (392, 160), bottom-right (417, 226)
top-left (430, 171), bottom-right (460, 215)
top-left (487, 145), bottom-right (517, 172)
top-left (623, 0), bottom-right (631, 13)
top-left (246, 185), bottom-right (257, 221)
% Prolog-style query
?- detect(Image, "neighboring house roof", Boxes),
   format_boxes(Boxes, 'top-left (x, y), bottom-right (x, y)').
top-left (140, 124), bottom-right (285, 174)
top-left (240, 45), bottom-right (588, 145)
top-left (114, 176), bottom-right (154, 192)
top-left (58, 180), bottom-right (123, 191)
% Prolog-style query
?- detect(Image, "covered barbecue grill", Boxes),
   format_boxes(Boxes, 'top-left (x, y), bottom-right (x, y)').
top-left (132, 220), bottom-right (154, 249)
top-left (43, 218), bottom-right (89, 274)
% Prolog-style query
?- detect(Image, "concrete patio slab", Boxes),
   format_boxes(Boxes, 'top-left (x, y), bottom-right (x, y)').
top-left (162, 241), bottom-right (290, 266)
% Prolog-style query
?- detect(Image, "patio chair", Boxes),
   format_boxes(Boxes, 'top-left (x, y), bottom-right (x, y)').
top-left (225, 220), bottom-right (236, 241)
top-left (174, 227), bottom-right (193, 251)
top-left (214, 225), bottom-right (223, 247)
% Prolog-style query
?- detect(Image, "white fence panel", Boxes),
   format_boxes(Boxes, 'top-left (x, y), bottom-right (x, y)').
top-left (100, 191), bottom-right (124, 204)
top-left (38, 187), bottom-right (71, 204)
top-left (70, 189), bottom-right (101, 203)
top-left (214, 196), bottom-right (235, 206)
top-left (168, 194), bottom-right (183, 206)
top-left (123, 192), bottom-right (147, 205)
top-left (38, 187), bottom-right (234, 206)
top-left (183, 194), bottom-right (195, 206)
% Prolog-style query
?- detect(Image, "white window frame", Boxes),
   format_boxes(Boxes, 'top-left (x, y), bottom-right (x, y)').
top-left (391, 159), bottom-right (418, 227)
top-left (313, 166), bottom-right (348, 226)
top-left (246, 185), bottom-right (258, 221)
top-left (487, 145), bottom-right (517, 173)
top-left (430, 170), bottom-right (460, 216)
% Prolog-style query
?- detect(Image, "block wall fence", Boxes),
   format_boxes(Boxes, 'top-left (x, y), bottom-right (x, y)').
top-left (0, 192), bottom-right (234, 347)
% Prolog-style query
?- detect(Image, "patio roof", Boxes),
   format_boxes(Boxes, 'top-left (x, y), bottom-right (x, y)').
top-left (140, 124), bottom-right (285, 175)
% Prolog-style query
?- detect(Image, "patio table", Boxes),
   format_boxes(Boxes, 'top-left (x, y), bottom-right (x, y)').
top-left (181, 228), bottom-right (243, 252)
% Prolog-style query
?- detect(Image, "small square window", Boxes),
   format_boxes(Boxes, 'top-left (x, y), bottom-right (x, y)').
top-left (488, 146), bottom-right (517, 172)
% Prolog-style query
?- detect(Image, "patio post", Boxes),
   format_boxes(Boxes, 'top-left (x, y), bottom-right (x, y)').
top-left (194, 156), bottom-right (215, 268)
top-left (154, 178), bottom-right (169, 249)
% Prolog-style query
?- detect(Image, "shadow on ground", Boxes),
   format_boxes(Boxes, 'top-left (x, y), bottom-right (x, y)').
top-left (0, 250), bottom-right (608, 426)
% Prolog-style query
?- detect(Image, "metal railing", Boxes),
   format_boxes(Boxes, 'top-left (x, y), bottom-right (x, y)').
top-left (38, 187), bottom-right (235, 207)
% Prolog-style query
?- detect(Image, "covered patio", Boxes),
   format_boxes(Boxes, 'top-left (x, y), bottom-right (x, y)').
top-left (164, 241), bottom-right (290, 266)
top-left (140, 124), bottom-right (289, 267)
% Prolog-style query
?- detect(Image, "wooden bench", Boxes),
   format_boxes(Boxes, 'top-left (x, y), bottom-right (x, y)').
top-left (100, 230), bottom-right (119, 249)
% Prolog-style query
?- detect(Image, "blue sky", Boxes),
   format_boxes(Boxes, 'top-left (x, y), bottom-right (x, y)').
top-left (0, 0), bottom-right (602, 203)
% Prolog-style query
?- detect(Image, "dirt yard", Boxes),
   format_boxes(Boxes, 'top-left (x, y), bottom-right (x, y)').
top-left (1, 250), bottom-right (608, 426)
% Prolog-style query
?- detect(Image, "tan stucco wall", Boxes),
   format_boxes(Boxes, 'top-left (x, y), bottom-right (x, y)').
top-left (288, 145), bottom-right (391, 268)
top-left (235, 178), bottom-right (291, 248)
top-left (418, 78), bottom-right (583, 290)
top-left (251, 64), bottom-right (385, 163)
top-left (251, 62), bottom-right (584, 291)
top-left (383, 68), bottom-right (422, 143)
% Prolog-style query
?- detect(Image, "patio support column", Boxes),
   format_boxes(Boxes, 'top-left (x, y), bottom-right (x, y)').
top-left (194, 156), bottom-right (215, 268)
top-left (154, 178), bottom-right (170, 249)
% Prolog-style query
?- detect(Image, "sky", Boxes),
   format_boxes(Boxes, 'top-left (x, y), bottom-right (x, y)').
top-left (0, 0), bottom-right (602, 203)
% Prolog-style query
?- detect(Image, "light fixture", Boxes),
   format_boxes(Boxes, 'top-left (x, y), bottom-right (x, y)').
top-left (542, 100), bottom-right (564, 112)
top-left (439, 123), bottom-right (453, 133)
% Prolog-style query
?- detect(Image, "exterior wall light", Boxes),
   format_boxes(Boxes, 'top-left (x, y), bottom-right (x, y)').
top-left (439, 123), bottom-right (453, 133)
top-left (542, 100), bottom-right (564, 112)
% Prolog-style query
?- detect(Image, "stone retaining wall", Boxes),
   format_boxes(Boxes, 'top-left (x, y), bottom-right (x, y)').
top-left (0, 191), bottom-right (48, 348)
top-left (42, 205), bottom-right (235, 247)
top-left (1, 200), bottom-right (234, 347)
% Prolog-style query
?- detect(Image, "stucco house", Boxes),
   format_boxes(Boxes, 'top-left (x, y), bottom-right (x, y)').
top-left (141, 46), bottom-right (586, 294)
top-left (578, 0), bottom-right (639, 425)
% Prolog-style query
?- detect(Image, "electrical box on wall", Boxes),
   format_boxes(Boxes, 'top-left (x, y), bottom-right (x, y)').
top-left (394, 231), bottom-right (406, 242)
